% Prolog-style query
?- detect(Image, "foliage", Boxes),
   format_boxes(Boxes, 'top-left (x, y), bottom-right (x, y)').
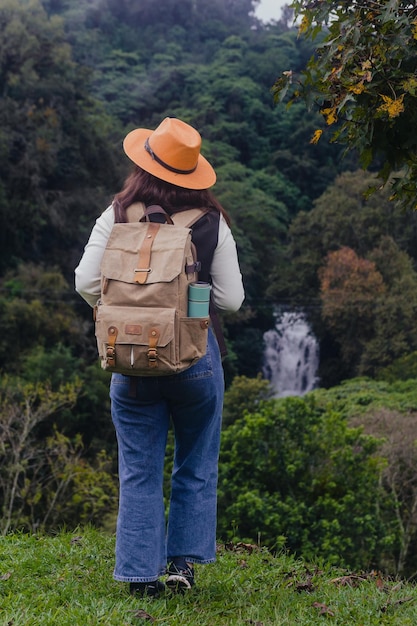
top-left (3, 529), bottom-right (417, 625)
top-left (0, 264), bottom-right (85, 372)
top-left (222, 374), bottom-right (272, 426)
top-left (313, 376), bottom-right (417, 419)
top-left (319, 246), bottom-right (386, 372)
top-left (378, 351), bottom-right (417, 383)
top-left (219, 376), bottom-right (417, 577)
top-left (269, 170), bottom-right (417, 385)
top-left (350, 408), bottom-right (417, 576)
top-left (0, 376), bottom-right (117, 534)
top-left (273, 0), bottom-right (417, 209)
top-left (0, 0), bottom-right (120, 275)
top-left (218, 394), bottom-right (386, 571)
top-left (321, 239), bottom-right (417, 378)
top-left (314, 376), bottom-right (417, 576)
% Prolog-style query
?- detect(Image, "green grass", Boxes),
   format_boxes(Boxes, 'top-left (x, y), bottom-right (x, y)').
top-left (1, 527), bottom-right (417, 625)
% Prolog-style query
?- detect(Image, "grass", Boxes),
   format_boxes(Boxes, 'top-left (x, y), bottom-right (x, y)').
top-left (1, 527), bottom-right (417, 625)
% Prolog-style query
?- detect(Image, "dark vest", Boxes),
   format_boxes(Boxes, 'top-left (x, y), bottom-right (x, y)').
top-left (189, 210), bottom-right (220, 283)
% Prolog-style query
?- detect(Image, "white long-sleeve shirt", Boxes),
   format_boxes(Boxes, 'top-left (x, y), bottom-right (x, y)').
top-left (75, 205), bottom-right (245, 312)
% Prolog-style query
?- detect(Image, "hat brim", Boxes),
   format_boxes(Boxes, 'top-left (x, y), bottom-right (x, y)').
top-left (123, 128), bottom-right (216, 190)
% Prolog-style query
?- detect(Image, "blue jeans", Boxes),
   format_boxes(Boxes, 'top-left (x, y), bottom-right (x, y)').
top-left (110, 329), bottom-right (224, 582)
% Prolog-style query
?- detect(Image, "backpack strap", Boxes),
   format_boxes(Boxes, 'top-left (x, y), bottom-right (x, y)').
top-left (140, 204), bottom-right (174, 224)
top-left (125, 203), bottom-right (207, 227)
top-left (125, 202), bottom-right (146, 223)
top-left (171, 208), bottom-right (207, 228)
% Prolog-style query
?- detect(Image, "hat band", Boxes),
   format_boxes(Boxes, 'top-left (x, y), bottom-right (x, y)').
top-left (144, 138), bottom-right (197, 175)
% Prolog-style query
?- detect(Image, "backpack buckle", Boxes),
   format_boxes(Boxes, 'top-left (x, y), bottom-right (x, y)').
top-left (147, 347), bottom-right (158, 366)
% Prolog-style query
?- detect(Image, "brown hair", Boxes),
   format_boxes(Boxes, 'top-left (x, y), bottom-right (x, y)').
top-left (113, 166), bottom-right (231, 226)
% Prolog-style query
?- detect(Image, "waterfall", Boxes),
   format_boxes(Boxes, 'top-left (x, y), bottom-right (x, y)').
top-left (263, 310), bottom-right (319, 398)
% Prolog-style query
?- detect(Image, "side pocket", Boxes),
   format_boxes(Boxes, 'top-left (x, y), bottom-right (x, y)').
top-left (179, 317), bottom-right (209, 364)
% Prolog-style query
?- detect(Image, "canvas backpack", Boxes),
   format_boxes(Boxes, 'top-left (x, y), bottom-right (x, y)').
top-left (94, 202), bottom-right (210, 376)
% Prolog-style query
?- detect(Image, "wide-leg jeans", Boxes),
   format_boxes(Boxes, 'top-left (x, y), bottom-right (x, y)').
top-left (110, 329), bottom-right (224, 582)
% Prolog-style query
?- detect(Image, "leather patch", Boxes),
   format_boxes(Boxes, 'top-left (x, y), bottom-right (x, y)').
top-left (125, 324), bottom-right (142, 335)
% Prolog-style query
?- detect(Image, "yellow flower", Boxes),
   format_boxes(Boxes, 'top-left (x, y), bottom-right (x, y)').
top-left (377, 93), bottom-right (405, 118)
top-left (320, 107), bottom-right (338, 125)
top-left (310, 129), bottom-right (323, 145)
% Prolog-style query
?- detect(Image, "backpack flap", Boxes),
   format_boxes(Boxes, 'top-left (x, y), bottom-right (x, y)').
top-left (100, 222), bottom-right (194, 288)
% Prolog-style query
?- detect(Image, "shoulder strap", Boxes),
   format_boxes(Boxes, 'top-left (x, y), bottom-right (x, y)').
top-left (125, 202), bottom-right (146, 223)
top-left (125, 203), bottom-right (206, 229)
top-left (140, 205), bottom-right (174, 224)
top-left (171, 208), bottom-right (207, 229)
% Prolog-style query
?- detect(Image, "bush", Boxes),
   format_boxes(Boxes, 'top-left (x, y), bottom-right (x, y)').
top-left (218, 394), bottom-right (387, 571)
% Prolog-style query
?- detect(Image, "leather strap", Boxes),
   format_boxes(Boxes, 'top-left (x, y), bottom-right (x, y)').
top-left (106, 326), bottom-right (118, 367)
top-left (147, 328), bottom-right (160, 368)
top-left (134, 222), bottom-right (160, 284)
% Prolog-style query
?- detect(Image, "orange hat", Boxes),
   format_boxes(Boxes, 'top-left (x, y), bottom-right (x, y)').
top-left (123, 117), bottom-right (216, 189)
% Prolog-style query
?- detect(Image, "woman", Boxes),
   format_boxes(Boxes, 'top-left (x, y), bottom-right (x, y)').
top-left (75, 117), bottom-right (244, 597)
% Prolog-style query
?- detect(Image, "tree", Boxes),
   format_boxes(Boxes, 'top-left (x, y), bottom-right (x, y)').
top-left (0, 264), bottom-right (83, 371)
top-left (319, 247), bottom-right (386, 372)
top-left (267, 169), bottom-right (417, 304)
top-left (351, 407), bottom-right (417, 576)
top-left (268, 169), bottom-right (417, 384)
top-left (0, 0), bottom-right (120, 274)
top-left (273, 1), bottom-right (417, 209)
top-left (362, 237), bottom-right (417, 374)
top-left (0, 375), bottom-right (117, 534)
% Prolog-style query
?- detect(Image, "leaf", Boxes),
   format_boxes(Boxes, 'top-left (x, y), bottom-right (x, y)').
top-left (320, 107), bottom-right (338, 125)
top-left (381, 597), bottom-right (415, 613)
top-left (298, 15), bottom-right (310, 35)
top-left (296, 579), bottom-right (315, 593)
top-left (70, 536), bottom-right (83, 545)
top-left (272, 74), bottom-right (292, 104)
top-left (329, 574), bottom-right (368, 587)
top-left (360, 147), bottom-right (373, 170)
top-left (310, 129), bottom-right (323, 144)
top-left (313, 602), bottom-right (335, 616)
top-left (377, 93), bottom-right (405, 118)
top-left (402, 77), bottom-right (417, 96)
top-left (132, 609), bottom-right (156, 622)
top-left (224, 541), bottom-right (259, 553)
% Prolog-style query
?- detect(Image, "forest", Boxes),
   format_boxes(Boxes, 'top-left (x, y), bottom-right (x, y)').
top-left (2, 0), bottom-right (417, 578)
